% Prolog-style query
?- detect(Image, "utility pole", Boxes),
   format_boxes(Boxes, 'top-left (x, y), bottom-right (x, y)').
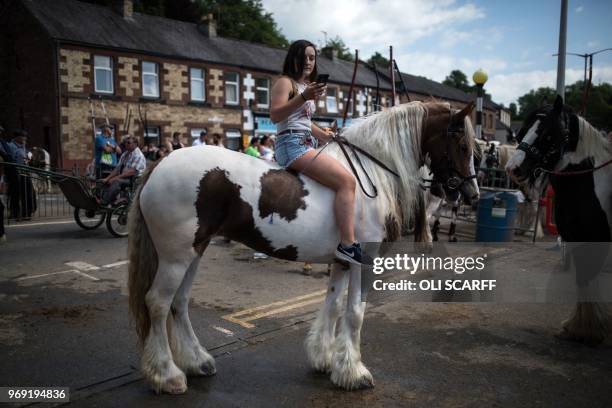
top-left (555, 0), bottom-right (568, 99)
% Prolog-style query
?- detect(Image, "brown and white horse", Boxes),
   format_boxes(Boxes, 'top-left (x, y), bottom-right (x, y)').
top-left (127, 101), bottom-right (479, 394)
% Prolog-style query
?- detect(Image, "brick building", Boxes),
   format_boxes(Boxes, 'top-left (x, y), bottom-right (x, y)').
top-left (0, 0), bottom-right (499, 169)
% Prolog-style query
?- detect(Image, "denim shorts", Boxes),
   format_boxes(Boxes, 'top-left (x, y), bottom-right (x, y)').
top-left (275, 130), bottom-right (319, 169)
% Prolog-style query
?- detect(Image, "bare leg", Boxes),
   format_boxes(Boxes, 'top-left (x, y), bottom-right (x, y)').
top-left (291, 150), bottom-right (357, 244)
top-left (305, 262), bottom-right (350, 372)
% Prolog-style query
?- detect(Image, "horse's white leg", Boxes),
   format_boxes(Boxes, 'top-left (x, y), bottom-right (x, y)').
top-left (330, 264), bottom-right (374, 389)
top-left (169, 254), bottom-right (216, 376)
top-left (142, 259), bottom-right (190, 394)
top-left (305, 262), bottom-right (349, 372)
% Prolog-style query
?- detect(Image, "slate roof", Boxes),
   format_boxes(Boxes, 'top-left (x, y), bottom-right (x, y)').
top-left (22, 0), bottom-right (500, 108)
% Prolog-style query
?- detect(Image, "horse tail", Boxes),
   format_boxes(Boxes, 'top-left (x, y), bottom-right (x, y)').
top-left (128, 158), bottom-right (164, 347)
top-left (413, 186), bottom-right (430, 243)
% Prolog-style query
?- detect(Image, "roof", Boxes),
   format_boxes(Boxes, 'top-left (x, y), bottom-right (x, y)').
top-left (22, 0), bottom-right (500, 108)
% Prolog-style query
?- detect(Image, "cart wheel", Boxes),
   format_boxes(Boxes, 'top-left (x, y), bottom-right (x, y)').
top-left (106, 204), bottom-right (129, 238)
top-left (74, 207), bottom-right (105, 230)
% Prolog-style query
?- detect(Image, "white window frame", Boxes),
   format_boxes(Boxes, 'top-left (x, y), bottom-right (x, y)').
top-left (326, 87), bottom-right (338, 113)
top-left (190, 67), bottom-right (206, 102)
top-left (142, 61), bottom-right (160, 98)
top-left (144, 126), bottom-right (160, 144)
top-left (255, 78), bottom-right (270, 108)
top-left (94, 55), bottom-right (113, 94)
top-left (224, 72), bottom-right (240, 105)
top-left (225, 129), bottom-right (241, 151)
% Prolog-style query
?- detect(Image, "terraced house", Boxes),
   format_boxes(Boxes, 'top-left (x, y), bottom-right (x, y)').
top-left (1, 0), bottom-right (500, 169)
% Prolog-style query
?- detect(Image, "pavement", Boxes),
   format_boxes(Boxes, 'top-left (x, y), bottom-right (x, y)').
top-left (0, 218), bottom-right (611, 407)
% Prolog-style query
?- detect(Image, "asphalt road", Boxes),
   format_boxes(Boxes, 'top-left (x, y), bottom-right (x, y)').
top-left (0, 219), bottom-right (611, 407)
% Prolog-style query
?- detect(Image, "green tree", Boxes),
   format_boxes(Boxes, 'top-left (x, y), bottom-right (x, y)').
top-left (197, 0), bottom-right (288, 48)
top-left (509, 102), bottom-right (518, 119)
top-left (82, 0), bottom-right (289, 48)
top-left (442, 70), bottom-right (472, 93)
top-left (515, 82), bottom-right (612, 130)
top-left (367, 52), bottom-right (390, 68)
top-left (516, 87), bottom-right (557, 119)
top-left (324, 36), bottom-right (354, 62)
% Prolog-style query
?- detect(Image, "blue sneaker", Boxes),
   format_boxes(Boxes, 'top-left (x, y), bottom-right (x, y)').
top-left (335, 242), bottom-right (372, 265)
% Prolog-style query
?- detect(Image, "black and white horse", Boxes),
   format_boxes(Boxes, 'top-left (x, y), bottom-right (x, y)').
top-left (506, 95), bottom-right (612, 344)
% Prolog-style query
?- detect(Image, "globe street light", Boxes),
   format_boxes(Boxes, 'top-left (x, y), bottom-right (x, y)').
top-left (473, 69), bottom-right (488, 140)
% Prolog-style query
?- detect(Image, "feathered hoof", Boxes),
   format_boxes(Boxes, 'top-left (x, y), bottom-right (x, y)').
top-left (157, 373), bottom-right (187, 395)
top-left (305, 335), bottom-right (333, 373)
top-left (197, 359), bottom-right (217, 376)
top-left (555, 327), bottom-right (606, 347)
top-left (330, 360), bottom-right (375, 390)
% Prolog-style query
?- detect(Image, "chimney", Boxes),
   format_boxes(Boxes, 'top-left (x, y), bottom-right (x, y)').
top-left (198, 14), bottom-right (217, 38)
top-left (321, 46), bottom-right (338, 61)
top-left (113, 0), bottom-right (133, 18)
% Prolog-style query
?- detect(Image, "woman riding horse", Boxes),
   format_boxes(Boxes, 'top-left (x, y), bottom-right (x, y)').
top-left (271, 40), bottom-right (365, 265)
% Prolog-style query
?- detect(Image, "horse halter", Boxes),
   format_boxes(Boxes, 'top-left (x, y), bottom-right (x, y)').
top-left (517, 111), bottom-right (573, 174)
top-left (426, 109), bottom-right (476, 191)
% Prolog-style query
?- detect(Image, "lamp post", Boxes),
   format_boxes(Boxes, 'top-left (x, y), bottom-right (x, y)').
top-left (473, 69), bottom-right (488, 140)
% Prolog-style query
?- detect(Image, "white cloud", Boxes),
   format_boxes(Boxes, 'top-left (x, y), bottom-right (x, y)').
top-left (395, 51), bottom-right (507, 83)
top-left (261, 0), bottom-right (485, 57)
top-left (575, 5), bottom-right (584, 13)
top-left (587, 40), bottom-right (600, 49)
top-left (487, 65), bottom-right (612, 106)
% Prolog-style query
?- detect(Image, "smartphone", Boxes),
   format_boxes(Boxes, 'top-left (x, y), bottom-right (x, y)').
top-left (316, 74), bottom-right (329, 85)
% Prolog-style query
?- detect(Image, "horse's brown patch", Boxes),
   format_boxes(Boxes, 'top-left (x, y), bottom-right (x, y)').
top-left (383, 214), bottom-right (401, 242)
top-left (258, 169), bottom-right (309, 221)
top-left (193, 168), bottom-right (298, 260)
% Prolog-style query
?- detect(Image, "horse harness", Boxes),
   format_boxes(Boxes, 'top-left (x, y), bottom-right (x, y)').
top-left (421, 109), bottom-right (476, 192)
top-left (317, 106), bottom-right (475, 198)
top-left (517, 111), bottom-right (612, 177)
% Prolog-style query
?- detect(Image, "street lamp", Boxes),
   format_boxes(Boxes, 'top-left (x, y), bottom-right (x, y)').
top-left (473, 69), bottom-right (488, 140)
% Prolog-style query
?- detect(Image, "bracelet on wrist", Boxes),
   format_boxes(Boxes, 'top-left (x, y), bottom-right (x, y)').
top-left (300, 93), bottom-right (307, 102)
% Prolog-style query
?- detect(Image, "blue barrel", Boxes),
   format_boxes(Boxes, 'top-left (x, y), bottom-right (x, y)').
top-left (476, 191), bottom-right (518, 242)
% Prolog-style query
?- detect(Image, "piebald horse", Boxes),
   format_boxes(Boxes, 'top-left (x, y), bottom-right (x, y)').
top-left (128, 101), bottom-right (479, 394)
top-left (506, 95), bottom-right (612, 344)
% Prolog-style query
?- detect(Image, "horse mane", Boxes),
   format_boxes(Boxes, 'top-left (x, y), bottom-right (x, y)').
top-left (572, 116), bottom-right (612, 164)
top-left (325, 102), bottom-right (428, 229)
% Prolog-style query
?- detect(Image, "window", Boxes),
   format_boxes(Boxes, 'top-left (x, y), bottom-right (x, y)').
top-left (94, 55), bottom-right (113, 94)
top-left (190, 68), bottom-right (205, 102)
top-left (144, 126), bottom-right (160, 145)
top-left (255, 78), bottom-right (270, 108)
top-left (142, 61), bottom-right (159, 98)
top-left (225, 129), bottom-right (241, 151)
top-left (345, 97), bottom-right (354, 117)
top-left (326, 87), bottom-right (338, 113)
top-left (224, 72), bottom-right (239, 105)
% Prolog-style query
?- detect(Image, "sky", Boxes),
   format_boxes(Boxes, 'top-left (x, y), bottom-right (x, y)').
top-left (260, 0), bottom-right (612, 106)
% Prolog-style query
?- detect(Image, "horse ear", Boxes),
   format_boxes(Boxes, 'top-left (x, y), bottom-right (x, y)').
top-left (453, 102), bottom-right (474, 123)
top-left (553, 94), bottom-right (564, 113)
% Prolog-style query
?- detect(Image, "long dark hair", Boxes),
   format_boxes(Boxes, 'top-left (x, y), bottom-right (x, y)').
top-left (282, 40), bottom-right (318, 82)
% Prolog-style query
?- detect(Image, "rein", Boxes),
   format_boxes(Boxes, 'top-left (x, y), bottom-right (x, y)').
top-left (535, 158), bottom-right (612, 177)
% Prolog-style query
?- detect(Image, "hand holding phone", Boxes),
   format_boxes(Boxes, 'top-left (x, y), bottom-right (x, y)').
top-left (316, 74), bottom-right (329, 85)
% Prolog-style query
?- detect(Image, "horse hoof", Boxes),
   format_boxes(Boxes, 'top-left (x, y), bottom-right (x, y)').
top-left (331, 362), bottom-right (375, 390)
top-left (199, 360), bottom-right (217, 376)
top-left (555, 328), bottom-right (604, 346)
top-left (161, 375), bottom-right (187, 394)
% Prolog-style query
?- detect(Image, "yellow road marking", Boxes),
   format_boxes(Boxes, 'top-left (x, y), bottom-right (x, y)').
top-left (222, 289), bottom-right (327, 329)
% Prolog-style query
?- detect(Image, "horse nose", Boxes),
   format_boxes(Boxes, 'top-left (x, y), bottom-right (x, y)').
top-left (471, 193), bottom-right (480, 202)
